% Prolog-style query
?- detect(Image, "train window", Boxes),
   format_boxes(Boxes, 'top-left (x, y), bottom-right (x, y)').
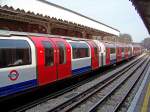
top-left (0, 39), bottom-right (31, 68)
top-left (57, 42), bottom-right (66, 64)
top-left (42, 41), bottom-right (54, 66)
top-left (69, 42), bottom-right (89, 59)
top-left (110, 48), bottom-right (116, 54)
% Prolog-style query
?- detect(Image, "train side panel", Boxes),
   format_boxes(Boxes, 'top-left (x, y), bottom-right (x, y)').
top-left (87, 40), bottom-right (99, 70)
top-left (116, 44), bottom-right (122, 62)
top-left (106, 47), bottom-right (110, 65)
top-left (124, 47), bottom-right (128, 59)
top-left (30, 36), bottom-right (58, 86)
top-left (93, 40), bottom-right (105, 67)
top-left (0, 36), bottom-right (37, 97)
top-left (50, 37), bottom-right (72, 80)
top-left (110, 48), bottom-right (116, 64)
top-left (67, 40), bottom-right (91, 75)
top-left (128, 44), bottom-right (133, 58)
top-left (104, 43), bottom-right (116, 65)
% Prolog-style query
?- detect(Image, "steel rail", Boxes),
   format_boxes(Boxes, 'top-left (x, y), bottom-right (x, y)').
top-left (49, 55), bottom-right (146, 112)
top-left (10, 54), bottom-right (145, 112)
top-left (88, 56), bottom-right (149, 112)
top-left (112, 58), bottom-right (150, 112)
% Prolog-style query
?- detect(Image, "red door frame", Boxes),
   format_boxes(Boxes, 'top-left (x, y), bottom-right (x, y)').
top-left (31, 36), bottom-right (57, 86)
top-left (117, 47), bottom-right (122, 62)
top-left (116, 47), bottom-right (119, 62)
top-left (50, 37), bottom-right (71, 80)
top-left (106, 47), bottom-right (110, 65)
top-left (125, 47), bottom-right (128, 59)
top-left (87, 41), bottom-right (99, 70)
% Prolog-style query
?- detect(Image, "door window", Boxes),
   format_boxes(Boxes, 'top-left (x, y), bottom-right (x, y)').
top-left (57, 42), bottom-right (66, 64)
top-left (42, 41), bottom-right (54, 66)
top-left (110, 48), bottom-right (116, 54)
top-left (91, 43), bottom-right (98, 58)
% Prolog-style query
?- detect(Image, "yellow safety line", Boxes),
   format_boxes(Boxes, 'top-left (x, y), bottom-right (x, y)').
top-left (141, 83), bottom-right (150, 112)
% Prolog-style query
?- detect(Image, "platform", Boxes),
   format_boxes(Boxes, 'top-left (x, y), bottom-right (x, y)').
top-left (127, 63), bottom-right (150, 112)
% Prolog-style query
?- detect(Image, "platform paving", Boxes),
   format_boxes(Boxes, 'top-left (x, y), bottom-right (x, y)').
top-left (127, 62), bottom-right (150, 112)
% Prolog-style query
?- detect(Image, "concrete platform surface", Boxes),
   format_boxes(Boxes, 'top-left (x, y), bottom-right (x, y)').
top-left (127, 63), bottom-right (150, 112)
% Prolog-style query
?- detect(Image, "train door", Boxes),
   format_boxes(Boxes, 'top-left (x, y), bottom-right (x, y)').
top-left (120, 47), bottom-right (122, 61)
top-left (119, 47), bottom-right (124, 61)
top-left (101, 53), bottom-right (103, 66)
top-left (125, 47), bottom-right (128, 59)
top-left (117, 47), bottom-right (121, 62)
top-left (106, 48), bottom-right (110, 65)
top-left (51, 38), bottom-right (71, 80)
top-left (87, 41), bottom-right (99, 70)
top-left (31, 37), bottom-right (57, 86)
top-left (116, 47), bottom-right (119, 62)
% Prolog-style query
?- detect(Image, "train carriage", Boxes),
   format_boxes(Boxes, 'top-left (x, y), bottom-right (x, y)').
top-left (104, 42), bottom-right (116, 65)
top-left (67, 40), bottom-right (92, 75)
top-left (128, 44), bottom-right (133, 58)
top-left (93, 40), bottom-right (105, 67)
top-left (121, 44), bottom-right (125, 60)
top-left (124, 45), bottom-right (128, 59)
top-left (0, 36), bottom-right (37, 97)
top-left (86, 40), bottom-right (99, 70)
top-left (0, 31), bottom-right (142, 98)
top-left (30, 36), bottom-right (72, 86)
top-left (133, 44), bottom-right (139, 56)
top-left (116, 43), bottom-right (122, 62)
top-left (133, 44), bottom-right (142, 56)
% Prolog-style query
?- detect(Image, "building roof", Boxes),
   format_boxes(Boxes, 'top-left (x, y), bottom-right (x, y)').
top-left (0, 0), bottom-right (120, 36)
top-left (130, 0), bottom-right (150, 34)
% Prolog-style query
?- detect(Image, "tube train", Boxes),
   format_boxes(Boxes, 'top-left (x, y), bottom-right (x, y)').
top-left (0, 31), bottom-right (142, 98)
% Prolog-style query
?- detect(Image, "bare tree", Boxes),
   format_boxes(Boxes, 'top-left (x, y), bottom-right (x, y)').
top-left (142, 37), bottom-right (150, 50)
top-left (120, 33), bottom-right (133, 42)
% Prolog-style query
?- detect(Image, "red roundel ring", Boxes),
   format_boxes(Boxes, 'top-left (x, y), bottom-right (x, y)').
top-left (8, 70), bottom-right (19, 81)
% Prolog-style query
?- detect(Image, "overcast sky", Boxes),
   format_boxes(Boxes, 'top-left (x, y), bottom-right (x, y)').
top-left (47, 0), bottom-right (149, 42)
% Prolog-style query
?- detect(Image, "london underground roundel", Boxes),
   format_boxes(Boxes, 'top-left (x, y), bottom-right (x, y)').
top-left (8, 70), bottom-right (19, 81)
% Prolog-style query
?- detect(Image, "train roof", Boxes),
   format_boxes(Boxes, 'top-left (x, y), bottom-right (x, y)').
top-left (0, 30), bottom-right (141, 48)
top-left (0, 30), bottom-right (89, 41)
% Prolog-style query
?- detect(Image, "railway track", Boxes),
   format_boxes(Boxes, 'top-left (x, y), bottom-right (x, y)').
top-left (10, 54), bottom-right (147, 112)
top-left (46, 55), bottom-right (149, 112)
top-left (88, 56), bottom-right (150, 112)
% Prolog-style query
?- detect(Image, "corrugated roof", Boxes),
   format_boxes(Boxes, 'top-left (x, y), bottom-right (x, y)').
top-left (0, 0), bottom-right (120, 36)
top-left (130, 0), bottom-right (150, 34)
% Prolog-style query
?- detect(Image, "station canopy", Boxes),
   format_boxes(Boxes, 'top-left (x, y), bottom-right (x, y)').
top-left (0, 0), bottom-right (120, 36)
top-left (130, 0), bottom-right (150, 34)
